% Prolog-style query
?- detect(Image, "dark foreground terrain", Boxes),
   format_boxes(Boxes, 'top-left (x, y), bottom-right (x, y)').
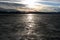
top-left (0, 12), bottom-right (60, 40)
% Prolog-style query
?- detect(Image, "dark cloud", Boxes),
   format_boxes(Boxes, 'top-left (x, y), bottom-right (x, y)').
top-left (0, 1), bottom-right (26, 9)
top-left (0, 0), bottom-right (21, 2)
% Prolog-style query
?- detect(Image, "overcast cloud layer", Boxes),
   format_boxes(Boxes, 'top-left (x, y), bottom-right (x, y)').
top-left (0, 0), bottom-right (60, 2)
top-left (0, 0), bottom-right (60, 7)
top-left (0, 0), bottom-right (60, 12)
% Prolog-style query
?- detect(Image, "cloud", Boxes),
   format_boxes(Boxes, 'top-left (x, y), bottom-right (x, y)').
top-left (0, 0), bottom-right (60, 12)
top-left (37, 1), bottom-right (60, 7)
top-left (38, 6), bottom-right (60, 12)
top-left (16, 5), bottom-right (60, 12)
top-left (0, 1), bottom-right (26, 9)
top-left (41, 0), bottom-right (60, 2)
top-left (0, 0), bottom-right (20, 1)
top-left (0, 0), bottom-right (60, 2)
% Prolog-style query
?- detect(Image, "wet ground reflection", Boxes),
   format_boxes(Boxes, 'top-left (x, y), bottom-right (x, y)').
top-left (0, 14), bottom-right (60, 40)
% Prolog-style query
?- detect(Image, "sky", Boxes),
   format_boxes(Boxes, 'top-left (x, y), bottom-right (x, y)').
top-left (0, 0), bottom-right (60, 2)
top-left (0, 0), bottom-right (60, 12)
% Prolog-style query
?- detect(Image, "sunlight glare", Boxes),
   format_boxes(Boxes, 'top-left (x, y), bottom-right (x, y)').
top-left (21, 0), bottom-right (38, 8)
top-left (27, 14), bottom-right (33, 21)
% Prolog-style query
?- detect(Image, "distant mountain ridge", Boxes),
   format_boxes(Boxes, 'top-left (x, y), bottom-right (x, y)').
top-left (0, 7), bottom-right (60, 14)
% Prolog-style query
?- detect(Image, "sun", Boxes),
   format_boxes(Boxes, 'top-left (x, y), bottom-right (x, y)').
top-left (21, 0), bottom-right (37, 8)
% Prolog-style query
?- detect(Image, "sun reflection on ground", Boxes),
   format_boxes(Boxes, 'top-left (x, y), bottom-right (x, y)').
top-left (27, 14), bottom-right (34, 22)
top-left (25, 14), bottom-right (35, 35)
